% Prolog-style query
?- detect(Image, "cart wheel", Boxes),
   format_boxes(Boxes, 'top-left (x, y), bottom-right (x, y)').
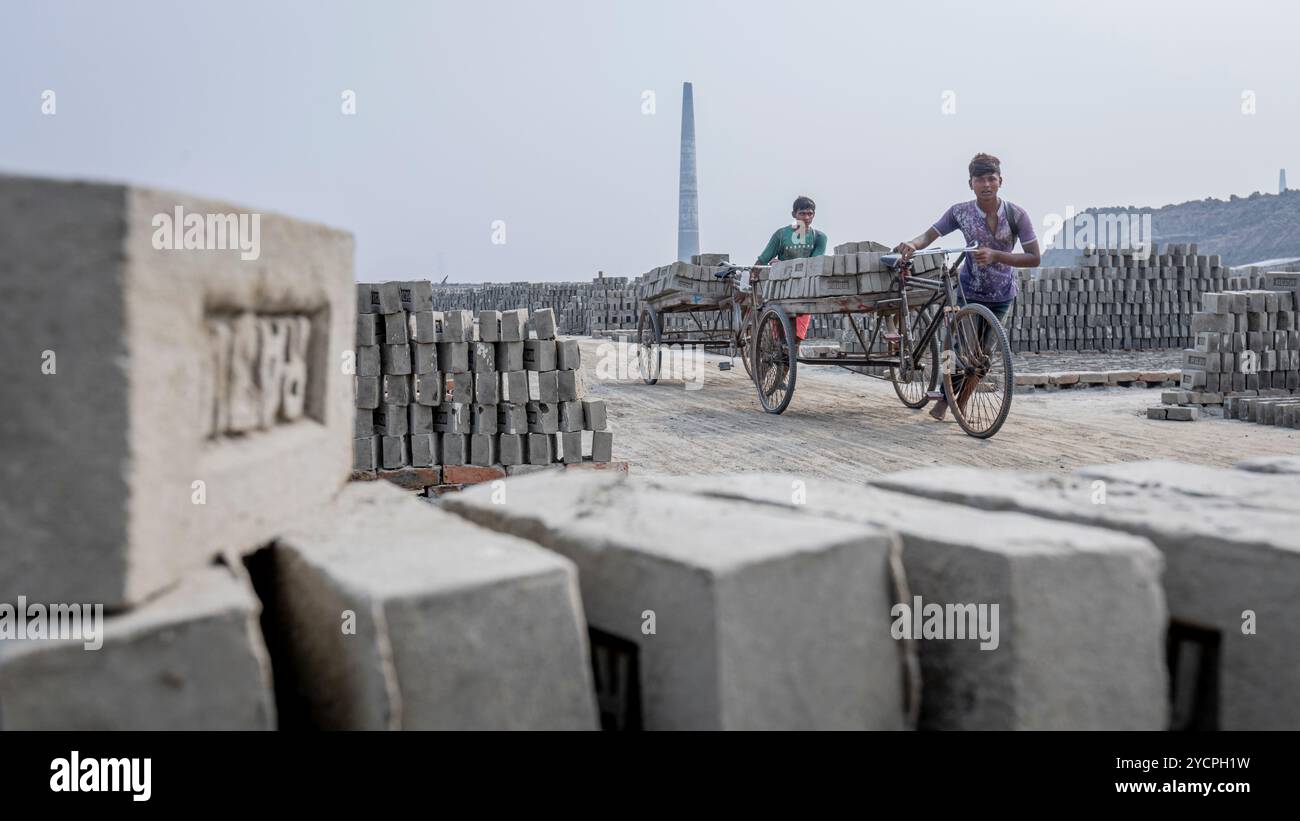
top-left (735, 303), bottom-right (755, 381)
top-left (942, 303), bottom-right (1013, 438)
top-left (636, 308), bottom-right (662, 385)
top-left (753, 305), bottom-right (797, 414)
top-left (891, 306), bottom-right (940, 408)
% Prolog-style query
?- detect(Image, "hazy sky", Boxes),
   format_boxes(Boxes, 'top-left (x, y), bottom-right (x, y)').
top-left (2, 1), bottom-right (1296, 282)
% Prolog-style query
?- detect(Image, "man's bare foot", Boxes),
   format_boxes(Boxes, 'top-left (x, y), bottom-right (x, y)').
top-left (929, 400), bottom-right (948, 421)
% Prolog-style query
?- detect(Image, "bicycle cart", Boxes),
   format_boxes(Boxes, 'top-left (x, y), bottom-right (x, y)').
top-left (636, 265), bottom-right (766, 385)
top-left (749, 246), bottom-right (1016, 439)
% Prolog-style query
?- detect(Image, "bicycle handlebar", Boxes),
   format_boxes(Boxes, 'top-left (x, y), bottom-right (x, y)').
top-left (713, 264), bottom-right (770, 279)
top-left (908, 244), bottom-right (979, 257)
top-left (881, 244), bottom-right (978, 272)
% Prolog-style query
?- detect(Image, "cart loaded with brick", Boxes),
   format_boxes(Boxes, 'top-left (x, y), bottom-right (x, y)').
top-left (749, 241), bottom-right (1016, 439)
top-left (636, 253), bottom-right (759, 384)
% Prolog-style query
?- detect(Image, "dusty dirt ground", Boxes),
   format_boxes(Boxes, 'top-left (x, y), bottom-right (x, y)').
top-left (577, 338), bottom-right (1298, 480)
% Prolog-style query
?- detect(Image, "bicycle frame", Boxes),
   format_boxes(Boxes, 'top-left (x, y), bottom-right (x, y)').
top-left (896, 249), bottom-right (997, 381)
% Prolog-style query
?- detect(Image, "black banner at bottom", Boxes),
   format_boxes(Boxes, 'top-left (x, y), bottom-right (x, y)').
top-left (0, 730), bottom-right (1288, 808)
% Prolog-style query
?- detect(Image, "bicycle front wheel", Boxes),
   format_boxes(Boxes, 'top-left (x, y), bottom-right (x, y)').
top-left (943, 303), bottom-right (1013, 438)
top-left (734, 302), bottom-right (755, 381)
top-left (753, 305), bottom-right (797, 414)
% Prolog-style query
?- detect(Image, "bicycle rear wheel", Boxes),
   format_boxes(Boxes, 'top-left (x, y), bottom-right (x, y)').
top-left (636, 307), bottom-right (662, 385)
top-left (753, 305), bottom-right (796, 414)
top-left (943, 303), bottom-right (1013, 438)
top-left (891, 305), bottom-right (940, 409)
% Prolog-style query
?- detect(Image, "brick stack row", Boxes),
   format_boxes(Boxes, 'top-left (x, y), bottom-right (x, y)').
top-left (1151, 271), bottom-right (1300, 421)
top-left (1007, 244), bottom-right (1229, 353)
top-left (424, 275), bottom-right (644, 337)
top-left (590, 274), bottom-right (642, 334)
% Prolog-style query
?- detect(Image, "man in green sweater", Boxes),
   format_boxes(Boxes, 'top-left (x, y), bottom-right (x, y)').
top-left (755, 195), bottom-right (827, 340)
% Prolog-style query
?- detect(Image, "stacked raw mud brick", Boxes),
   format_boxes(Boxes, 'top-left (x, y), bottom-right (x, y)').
top-left (1151, 271), bottom-right (1300, 423)
top-left (590, 273), bottom-right (643, 335)
top-left (354, 285), bottom-right (614, 485)
top-left (428, 281), bottom-right (590, 335)
top-left (1008, 244), bottom-right (1227, 353)
top-left (766, 241), bottom-right (937, 303)
top-left (643, 257), bottom-right (732, 300)
top-left (646, 254), bottom-right (731, 333)
top-left (795, 240), bottom-right (930, 342)
top-left (426, 275), bottom-right (641, 337)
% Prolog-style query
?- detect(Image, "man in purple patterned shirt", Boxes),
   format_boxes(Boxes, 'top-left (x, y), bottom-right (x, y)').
top-left (894, 152), bottom-right (1041, 421)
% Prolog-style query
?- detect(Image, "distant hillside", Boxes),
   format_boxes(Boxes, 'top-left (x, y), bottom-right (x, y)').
top-left (1041, 189), bottom-right (1300, 267)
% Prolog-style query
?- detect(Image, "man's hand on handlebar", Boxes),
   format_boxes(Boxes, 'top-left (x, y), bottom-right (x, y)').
top-left (893, 241), bottom-right (917, 262)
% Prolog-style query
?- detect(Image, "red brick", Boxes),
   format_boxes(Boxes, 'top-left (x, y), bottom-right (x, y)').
top-left (426, 483), bottom-right (465, 496)
top-left (442, 464), bottom-right (508, 485)
top-left (349, 470), bottom-right (379, 482)
top-left (378, 467), bottom-right (443, 491)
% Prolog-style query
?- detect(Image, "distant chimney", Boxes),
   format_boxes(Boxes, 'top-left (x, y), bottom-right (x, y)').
top-left (677, 82), bottom-right (699, 263)
top-left (1282, 168), bottom-right (1289, 193)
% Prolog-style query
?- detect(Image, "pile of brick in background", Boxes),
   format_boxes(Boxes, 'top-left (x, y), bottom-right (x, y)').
top-left (354, 281), bottom-right (615, 493)
top-left (427, 281), bottom-right (587, 335)
top-left (1007, 244), bottom-right (1227, 353)
top-left (589, 274), bottom-right (641, 335)
top-left (1150, 271), bottom-right (1300, 423)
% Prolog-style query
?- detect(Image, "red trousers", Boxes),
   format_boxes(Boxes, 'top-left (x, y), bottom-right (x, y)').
top-left (795, 314), bottom-right (811, 341)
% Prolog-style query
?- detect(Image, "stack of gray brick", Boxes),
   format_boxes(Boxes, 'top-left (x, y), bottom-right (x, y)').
top-left (426, 273), bottom-right (643, 337)
top-left (355, 283), bottom-right (615, 474)
top-left (1152, 272), bottom-right (1300, 424)
top-left (589, 273), bottom-right (643, 335)
top-left (1008, 243), bottom-right (1229, 353)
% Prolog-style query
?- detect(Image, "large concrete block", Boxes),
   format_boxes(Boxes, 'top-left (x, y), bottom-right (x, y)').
top-left (582, 399), bottom-right (607, 430)
top-left (524, 339), bottom-right (557, 371)
top-left (269, 482), bottom-right (597, 729)
top-left (529, 308), bottom-right (558, 339)
top-left (501, 369), bottom-right (528, 403)
top-left (382, 312), bottom-right (408, 345)
top-left (412, 342), bottom-right (438, 374)
top-left (0, 566), bottom-right (275, 729)
top-left (641, 474), bottom-right (1167, 730)
top-left (556, 338), bottom-right (581, 370)
top-left (495, 341), bottom-right (524, 372)
top-left (444, 472), bottom-right (903, 730)
top-left (872, 461), bottom-right (1300, 730)
top-left (0, 175), bottom-right (354, 608)
top-left (352, 436), bottom-right (379, 471)
top-left (591, 430), bottom-right (613, 462)
top-left (474, 371), bottom-right (499, 404)
top-left (477, 310), bottom-right (501, 342)
top-left (497, 403), bottom-right (528, 435)
top-left (501, 309), bottom-right (528, 342)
